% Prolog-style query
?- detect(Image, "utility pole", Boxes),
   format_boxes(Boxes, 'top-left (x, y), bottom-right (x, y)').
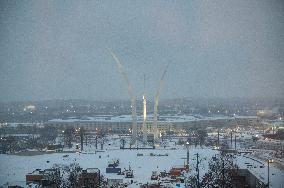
top-left (95, 136), bottom-right (98, 149)
top-left (122, 139), bottom-right (125, 149)
top-left (195, 153), bottom-right (200, 188)
top-left (230, 131), bottom-right (233, 148)
top-left (222, 159), bottom-right (225, 188)
top-left (267, 159), bottom-right (270, 188)
top-left (234, 135), bottom-right (237, 151)
top-left (80, 128), bottom-right (84, 151)
top-left (100, 140), bottom-right (104, 150)
top-left (217, 129), bottom-right (220, 148)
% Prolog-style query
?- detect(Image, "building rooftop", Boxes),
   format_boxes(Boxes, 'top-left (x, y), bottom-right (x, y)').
top-left (48, 114), bottom-right (258, 123)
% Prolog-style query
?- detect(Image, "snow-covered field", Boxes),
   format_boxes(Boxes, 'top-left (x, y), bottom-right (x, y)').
top-left (0, 139), bottom-right (283, 187)
top-left (0, 145), bottom-right (217, 187)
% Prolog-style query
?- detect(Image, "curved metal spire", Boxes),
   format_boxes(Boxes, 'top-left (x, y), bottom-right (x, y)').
top-left (153, 63), bottom-right (170, 141)
top-left (109, 49), bottom-right (137, 145)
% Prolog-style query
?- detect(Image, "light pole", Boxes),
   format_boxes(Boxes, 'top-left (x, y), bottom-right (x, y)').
top-left (194, 153), bottom-right (200, 188)
top-left (186, 142), bottom-right (190, 166)
top-left (267, 159), bottom-right (273, 188)
top-left (217, 129), bottom-right (220, 148)
top-left (230, 130), bottom-right (233, 148)
top-left (234, 134), bottom-right (238, 151)
top-left (80, 127), bottom-right (83, 151)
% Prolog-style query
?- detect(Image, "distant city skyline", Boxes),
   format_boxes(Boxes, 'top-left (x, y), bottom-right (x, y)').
top-left (0, 0), bottom-right (283, 102)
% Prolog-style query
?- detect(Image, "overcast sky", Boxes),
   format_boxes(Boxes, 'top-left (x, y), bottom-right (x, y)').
top-left (0, 0), bottom-right (283, 102)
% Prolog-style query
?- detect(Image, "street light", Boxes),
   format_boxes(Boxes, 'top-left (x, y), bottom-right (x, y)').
top-left (186, 141), bottom-right (190, 166)
top-left (267, 159), bottom-right (274, 188)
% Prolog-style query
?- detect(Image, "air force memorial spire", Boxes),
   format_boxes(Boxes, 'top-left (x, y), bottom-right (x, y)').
top-left (109, 49), bottom-right (169, 145)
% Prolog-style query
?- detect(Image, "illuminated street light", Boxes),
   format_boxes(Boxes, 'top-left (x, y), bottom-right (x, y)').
top-left (267, 159), bottom-right (274, 188)
top-left (186, 141), bottom-right (190, 166)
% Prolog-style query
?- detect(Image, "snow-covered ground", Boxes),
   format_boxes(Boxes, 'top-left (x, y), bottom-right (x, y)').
top-left (235, 153), bottom-right (284, 188)
top-left (0, 145), bottom-right (217, 187)
top-left (1, 136), bottom-right (283, 187)
top-left (223, 133), bottom-right (284, 188)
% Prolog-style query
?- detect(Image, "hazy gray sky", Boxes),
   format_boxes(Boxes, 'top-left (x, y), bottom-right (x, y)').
top-left (0, 0), bottom-right (283, 102)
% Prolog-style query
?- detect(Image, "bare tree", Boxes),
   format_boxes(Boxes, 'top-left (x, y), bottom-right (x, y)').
top-left (200, 154), bottom-right (237, 188)
top-left (49, 163), bottom-right (82, 188)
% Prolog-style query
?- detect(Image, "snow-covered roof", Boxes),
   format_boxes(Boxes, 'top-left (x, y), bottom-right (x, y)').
top-left (47, 114), bottom-right (258, 124)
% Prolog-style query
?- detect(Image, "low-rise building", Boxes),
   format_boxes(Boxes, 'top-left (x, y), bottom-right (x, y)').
top-left (26, 168), bottom-right (59, 187)
top-left (78, 168), bottom-right (100, 188)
